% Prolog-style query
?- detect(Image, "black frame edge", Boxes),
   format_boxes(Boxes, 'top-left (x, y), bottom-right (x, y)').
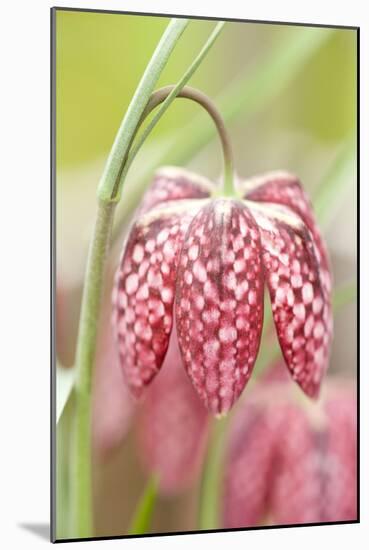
top-left (50, 6), bottom-right (57, 544)
top-left (51, 5), bottom-right (359, 30)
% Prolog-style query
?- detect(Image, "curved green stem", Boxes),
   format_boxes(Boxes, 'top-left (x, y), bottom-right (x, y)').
top-left (125, 85), bottom-right (234, 197)
top-left (111, 28), bottom-right (334, 241)
top-left (114, 22), bottom-right (226, 200)
top-left (71, 200), bottom-right (115, 537)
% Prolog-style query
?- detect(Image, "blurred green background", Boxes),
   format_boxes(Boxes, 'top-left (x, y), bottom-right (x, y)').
top-left (56, 12), bottom-right (356, 170)
top-left (55, 9), bottom-right (357, 540)
top-left (56, 11), bottom-right (357, 287)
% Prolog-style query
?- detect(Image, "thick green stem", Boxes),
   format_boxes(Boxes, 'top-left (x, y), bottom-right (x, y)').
top-left (71, 200), bottom-right (115, 537)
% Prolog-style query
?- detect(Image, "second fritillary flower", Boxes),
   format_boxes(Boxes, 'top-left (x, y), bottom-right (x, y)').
top-left (222, 374), bottom-right (357, 526)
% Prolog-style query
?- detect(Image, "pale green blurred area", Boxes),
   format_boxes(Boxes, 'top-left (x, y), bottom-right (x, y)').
top-left (56, 12), bottom-right (355, 170)
top-left (57, 13), bottom-right (222, 168)
top-left (55, 11), bottom-right (357, 540)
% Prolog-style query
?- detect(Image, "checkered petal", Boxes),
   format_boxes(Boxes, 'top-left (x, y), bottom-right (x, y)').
top-left (175, 199), bottom-right (264, 415)
top-left (248, 203), bottom-right (332, 398)
top-left (241, 171), bottom-right (331, 296)
top-left (113, 202), bottom-right (203, 397)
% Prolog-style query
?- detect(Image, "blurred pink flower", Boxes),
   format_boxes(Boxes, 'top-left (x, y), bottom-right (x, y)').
top-left (92, 303), bottom-right (135, 461)
top-left (136, 324), bottom-right (210, 495)
top-left (223, 378), bottom-right (357, 527)
top-left (56, 280), bottom-right (81, 367)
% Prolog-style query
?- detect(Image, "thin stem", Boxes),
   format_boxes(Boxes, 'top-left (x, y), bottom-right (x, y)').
top-left (116, 21), bottom-right (226, 190)
top-left (111, 28), bottom-right (334, 240)
top-left (97, 18), bottom-right (189, 203)
top-left (198, 417), bottom-right (229, 529)
top-left (70, 200), bottom-right (115, 537)
top-left (125, 86), bottom-right (235, 197)
top-left (128, 476), bottom-right (159, 535)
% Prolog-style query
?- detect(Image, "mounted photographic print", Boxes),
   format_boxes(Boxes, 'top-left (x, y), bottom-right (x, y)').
top-left (51, 7), bottom-right (359, 543)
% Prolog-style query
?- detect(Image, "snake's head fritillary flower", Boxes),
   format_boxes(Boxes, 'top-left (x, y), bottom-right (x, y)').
top-left (113, 167), bottom-right (332, 415)
top-left (223, 377), bottom-right (357, 527)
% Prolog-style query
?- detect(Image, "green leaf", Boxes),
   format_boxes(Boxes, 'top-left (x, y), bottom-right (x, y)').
top-left (128, 476), bottom-right (159, 535)
top-left (56, 365), bottom-right (75, 423)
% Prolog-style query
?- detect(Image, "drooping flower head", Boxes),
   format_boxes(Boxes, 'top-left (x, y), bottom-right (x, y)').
top-left (113, 166), bottom-right (332, 415)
